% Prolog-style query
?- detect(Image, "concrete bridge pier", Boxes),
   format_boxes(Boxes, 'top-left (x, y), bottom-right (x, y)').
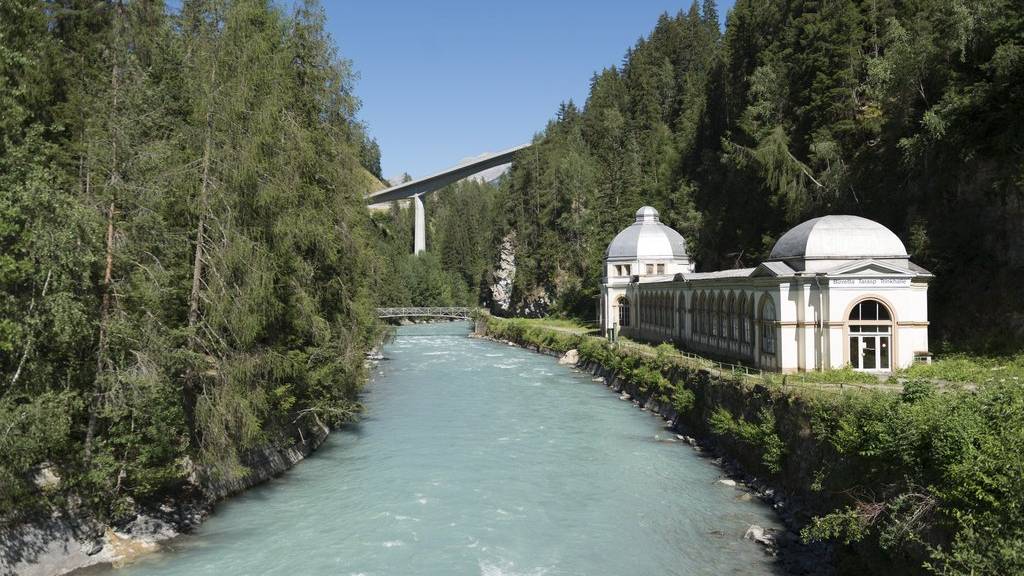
top-left (413, 193), bottom-right (426, 254)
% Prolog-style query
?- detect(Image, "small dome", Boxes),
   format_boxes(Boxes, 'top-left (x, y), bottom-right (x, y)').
top-left (769, 215), bottom-right (908, 262)
top-left (606, 206), bottom-right (689, 261)
top-left (635, 206), bottom-right (660, 221)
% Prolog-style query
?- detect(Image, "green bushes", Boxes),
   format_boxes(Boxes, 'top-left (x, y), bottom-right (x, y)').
top-left (895, 352), bottom-right (1024, 384)
top-left (709, 407), bottom-right (786, 474)
top-left (803, 380), bottom-right (1024, 575)
top-left (483, 316), bottom-right (581, 353)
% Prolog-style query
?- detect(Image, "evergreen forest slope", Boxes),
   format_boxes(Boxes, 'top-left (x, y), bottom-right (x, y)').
top-left (1, 0), bottom-right (386, 525)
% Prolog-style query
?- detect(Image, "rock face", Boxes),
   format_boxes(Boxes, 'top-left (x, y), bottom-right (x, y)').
top-left (487, 231), bottom-right (552, 318)
top-left (489, 232), bottom-right (516, 315)
top-left (516, 288), bottom-right (551, 318)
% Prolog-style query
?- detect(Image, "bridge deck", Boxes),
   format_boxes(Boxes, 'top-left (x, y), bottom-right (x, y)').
top-left (365, 144), bottom-right (529, 205)
top-left (376, 307), bottom-right (473, 319)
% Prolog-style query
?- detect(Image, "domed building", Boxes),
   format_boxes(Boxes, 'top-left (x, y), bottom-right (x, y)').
top-left (600, 210), bottom-right (932, 373)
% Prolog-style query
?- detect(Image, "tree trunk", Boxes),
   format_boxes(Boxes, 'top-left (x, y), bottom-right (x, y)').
top-left (85, 200), bottom-right (116, 461)
top-left (184, 61), bottom-right (217, 448)
top-left (85, 5), bottom-right (123, 460)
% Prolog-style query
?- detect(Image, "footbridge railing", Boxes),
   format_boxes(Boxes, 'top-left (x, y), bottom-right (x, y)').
top-left (376, 307), bottom-right (473, 320)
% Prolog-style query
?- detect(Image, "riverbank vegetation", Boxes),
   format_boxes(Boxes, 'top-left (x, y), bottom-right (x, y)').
top-left (480, 313), bottom-right (1024, 575)
top-left (1, 0), bottom-right (384, 526)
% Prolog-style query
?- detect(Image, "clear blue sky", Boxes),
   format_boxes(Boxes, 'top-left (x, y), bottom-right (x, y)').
top-left (323, 1), bottom-right (735, 180)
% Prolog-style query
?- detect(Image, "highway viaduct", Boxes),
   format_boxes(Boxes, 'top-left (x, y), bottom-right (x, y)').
top-left (364, 144), bottom-right (529, 254)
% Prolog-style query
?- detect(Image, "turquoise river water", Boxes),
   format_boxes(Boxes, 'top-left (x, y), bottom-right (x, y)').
top-left (103, 322), bottom-right (785, 576)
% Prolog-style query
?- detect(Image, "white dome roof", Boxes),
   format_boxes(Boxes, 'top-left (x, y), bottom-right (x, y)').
top-left (606, 206), bottom-right (689, 261)
top-left (769, 215), bottom-right (908, 262)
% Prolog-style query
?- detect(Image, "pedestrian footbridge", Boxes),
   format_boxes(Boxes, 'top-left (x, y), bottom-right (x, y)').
top-left (376, 307), bottom-right (473, 320)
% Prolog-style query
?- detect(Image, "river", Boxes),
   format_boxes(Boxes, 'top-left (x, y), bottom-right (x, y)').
top-left (103, 322), bottom-right (784, 576)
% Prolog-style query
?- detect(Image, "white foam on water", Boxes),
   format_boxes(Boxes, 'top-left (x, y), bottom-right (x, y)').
top-left (381, 540), bottom-right (404, 548)
top-left (479, 560), bottom-right (550, 576)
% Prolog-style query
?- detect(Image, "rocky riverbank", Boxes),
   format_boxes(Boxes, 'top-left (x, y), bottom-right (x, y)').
top-left (1, 424), bottom-right (331, 576)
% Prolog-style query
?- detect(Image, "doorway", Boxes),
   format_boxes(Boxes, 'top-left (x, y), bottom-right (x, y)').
top-left (847, 300), bottom-right (892, 371)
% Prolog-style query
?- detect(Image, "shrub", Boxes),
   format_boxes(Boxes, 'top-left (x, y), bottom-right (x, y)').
top-left (710, 406), bottom-right (785, 474)
top-left (804, 380), bottom-right (1024, 575)
top-left (671, 385), bottom-right (695, 415)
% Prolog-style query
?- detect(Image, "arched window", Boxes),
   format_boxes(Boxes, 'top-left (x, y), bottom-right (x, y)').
top-left (737, 293), bottom-right (747, 343)
top-left (618, 297), bottom-right (631, 328)
top-left (727, 292), bottom-right (737, 341)
top-left (678, 293), bottom-right (686, 337)
top-left (747, 297), bottom-right (755, 347)
top-left (709, 292), bottom-right (718, 337)
top-left (848, 299), bottom-right (893, 371)
top-left (716, 292), bottom-right (726, 339)
top-left (691, 293), bottom-right (700, 336)
top-left (760, 298), bottom-right (777, 356)
top-left (663, 293), bottom-right (669, 329)
top-left (704, 292), bottom-right (712, 337)
top-left (659, 292), bottom-right (666, 328)
top-left (695, 292), bottom-right (703, 335)
top-left (656, 293), bottom-right (662, 327)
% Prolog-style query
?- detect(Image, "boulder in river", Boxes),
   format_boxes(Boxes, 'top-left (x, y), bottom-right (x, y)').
top-left (558, 349), bottom-right (578, 365)
top-left (744, 524), bottom-right (777, 548)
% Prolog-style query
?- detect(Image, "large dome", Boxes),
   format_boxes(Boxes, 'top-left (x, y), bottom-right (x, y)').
top-left (605, 206), bottom-right (689, 261)
top-left (769, 215), bottom-right (908, 264)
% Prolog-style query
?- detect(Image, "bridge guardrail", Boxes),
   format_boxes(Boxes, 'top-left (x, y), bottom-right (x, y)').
top-left (376, 307), bottom-right (472, 319)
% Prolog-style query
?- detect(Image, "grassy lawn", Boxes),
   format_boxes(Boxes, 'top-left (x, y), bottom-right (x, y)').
top-left (510, 317), bottom-right (600, 335)
top-left (893, 352), bottom-right (1024, 384)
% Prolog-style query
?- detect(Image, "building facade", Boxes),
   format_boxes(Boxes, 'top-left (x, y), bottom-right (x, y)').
top-left (598, 207), bottom-right (932, 373)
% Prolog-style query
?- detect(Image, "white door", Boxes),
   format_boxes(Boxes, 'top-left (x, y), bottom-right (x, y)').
top-left (849, 327), bottom-right (891, 371)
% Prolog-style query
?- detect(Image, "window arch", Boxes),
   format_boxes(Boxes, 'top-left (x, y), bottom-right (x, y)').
top-left (692, 292), bottom-right (702, 336)
top-left (715, 292), bottom-right (726, 339)
top-left (727, 291), bottom-right (737, 341)
top-left (677, 292), bottom-right (686, 337)
top-left (694, 292), bottom-right (703, 335)
top-left (663, 292), bottom-right (670, 329)
top-left (656, 292), bottom-right (663, 328)
top-left (747, 297), bottom-right (755, 348)
top-left (618, 296), bottom-right (631, 328)
top-left (760, 297), bottom-right (777, 356)
top-left (737, 292), bottom-right (748, 343)
top-left (706, 292), bottom-right (714, 337)
top-left (848, 298), bottom-right (893, 371)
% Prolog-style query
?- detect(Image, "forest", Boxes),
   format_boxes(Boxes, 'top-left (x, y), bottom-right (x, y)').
top-left (384, 0), bottom-right (1023, 352)
top-left (1, 0), bottom-right (385, 523)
